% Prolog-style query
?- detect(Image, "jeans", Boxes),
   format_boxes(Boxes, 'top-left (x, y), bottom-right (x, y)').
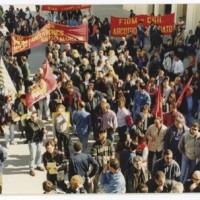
top-left (106, 128), bottom-right (114, 143)
top-left (77, 134), bottom-right (89, 153)
top-left (38, 95), bottom-right (50, 119)
top-left (180, 154), bottom-right (196, 183)
top-left (56, 132), bottom-right (72, 159)
top-left (4, 124), bottom-right (15, 145)
top-left (184, 112), bottom-right (195, 128)
top-left (28, 141), bottom-right (43, 170)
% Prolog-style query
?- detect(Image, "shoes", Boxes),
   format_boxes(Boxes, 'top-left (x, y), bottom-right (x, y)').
top-left (36, 166), bottom-right (45, 171)
top-left (29, 170), bottom-right (35, 176)
top-left (10, 141), bottom-right (17, 145)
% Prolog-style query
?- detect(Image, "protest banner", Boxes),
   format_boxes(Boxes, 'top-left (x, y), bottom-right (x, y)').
top-left (41, 5), bottom-right (91, 11)
top-left (110, 13), bottom-right (175, 37)
top-left (11, 22), bottom-right (88, 55)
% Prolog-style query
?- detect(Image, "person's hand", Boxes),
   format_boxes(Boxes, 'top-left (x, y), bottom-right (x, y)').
top-left (103, 164), bottom-right (109, 173)
top-left (190, 183), bottom-right (197, 191)
top-left (46, 166), bottom-right (50, 170)
top-left (87, 176), bottom-right (94, 183)
top-left (156, 185), bottom-right (164, 193)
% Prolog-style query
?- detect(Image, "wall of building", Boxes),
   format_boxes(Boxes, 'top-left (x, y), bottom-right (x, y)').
top-left (123, 4), bottom-right (200, 34)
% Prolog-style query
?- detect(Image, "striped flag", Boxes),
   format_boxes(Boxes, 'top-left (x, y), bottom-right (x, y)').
top-left (0, 57), bottom-right (17, 99)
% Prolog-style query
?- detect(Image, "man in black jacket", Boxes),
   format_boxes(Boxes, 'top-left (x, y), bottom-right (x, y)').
top-left (25, 111), bottom-right (46, 176)
top-left (68, 142), bottom-right (99, 192)
top-left (146, 171), bottom-right (177, 193)
top-left (124, 155), bottom-right (149, 193)
top-left (152, 149), bottom-right (181, 181)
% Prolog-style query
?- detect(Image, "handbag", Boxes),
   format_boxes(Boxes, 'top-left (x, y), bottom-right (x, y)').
top-left (125, 115), bottom-right (134, 127)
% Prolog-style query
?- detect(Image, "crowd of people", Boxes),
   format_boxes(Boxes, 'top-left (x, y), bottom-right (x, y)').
top-left (0, 5), bottom-right (200, 194)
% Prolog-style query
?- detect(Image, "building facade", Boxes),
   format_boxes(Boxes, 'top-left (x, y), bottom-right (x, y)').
top-left (123, 4), bottom-right (200, 34)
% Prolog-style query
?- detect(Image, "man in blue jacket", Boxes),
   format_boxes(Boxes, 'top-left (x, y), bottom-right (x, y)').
top-left (68, 142), bottom-right (99, 192)
top-left (73, 101), bottom-right (92, 153)
top-left (99, 158), bottom-right (126, 193)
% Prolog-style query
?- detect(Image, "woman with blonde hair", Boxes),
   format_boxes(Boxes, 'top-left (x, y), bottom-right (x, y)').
top-left (71, 49), bottom-right (82, 66)
top-left (66, 175), bottom-right (87, 193)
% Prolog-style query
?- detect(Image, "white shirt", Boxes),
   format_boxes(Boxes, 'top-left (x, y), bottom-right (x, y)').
top-left (0, 24), bottom-right (9, 36)
top-left (117, 107), bottom-right (130, 127)
top-left (173, 59), bottom-right (184, 76)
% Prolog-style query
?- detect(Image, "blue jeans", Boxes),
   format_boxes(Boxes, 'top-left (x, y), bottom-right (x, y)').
top-left (4, 124), bottom-right (15, 145)
top-left (38, 95), bottom-right (50, 119)
top-left (184, 113), bottom-right (195, 127)
top-left (28, 141), bottom-right (43, 170)
top-left (180, 154), bottom-right (196, 183)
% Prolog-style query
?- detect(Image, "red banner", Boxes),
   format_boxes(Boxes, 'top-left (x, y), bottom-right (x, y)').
top-left (26, 60), bottom-right (57, 109)
top-left (11, 22), bottom-right (88, 55)
top-left (111, 13), bottom-right (175, 37)
top-left (41, 5), bottom-right (91, 11)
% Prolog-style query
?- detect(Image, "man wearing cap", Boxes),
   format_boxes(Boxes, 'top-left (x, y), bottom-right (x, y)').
top-left (99, 158), bottom-right (126, 193)
top-left (164, 116), bottom-right (188, 168)
top-left (124, 155), bottom-right (149, 193)
top-left (178, 122), bottom-right (200, 183)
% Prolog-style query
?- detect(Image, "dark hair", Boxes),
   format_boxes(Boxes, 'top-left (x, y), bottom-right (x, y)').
top-left (45, 140), bottom-right (55, 149)
top-left (78, 101), bottom-right (85, 108)
top-left (130, 141), bottom-right (138, 151)
top-left (191, 122), bottom-right (199, 128)
top-left (109, 159), bottom-right (120, 170)
top-left (163, 149), bottom-right (173, 156)
top-left (42, 180), bottom-right (55, 192)
top-left (139, 83), bottom-right (146, 90)
top-left (99, 129), bottom-right (107, 134)
top-left (74, 142), bottom-right (82, 152)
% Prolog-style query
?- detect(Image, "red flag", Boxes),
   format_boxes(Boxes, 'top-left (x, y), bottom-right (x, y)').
top-left (41, 5), bottom-right (91, 11)
top-left (26, 60), bottom-right (57, 109)
top-left (43, 60), bottom-right (57, 94)
top-left (177, 76), bottom-right (193, 107)
top-left (153, 86), bottom-right (163, 120)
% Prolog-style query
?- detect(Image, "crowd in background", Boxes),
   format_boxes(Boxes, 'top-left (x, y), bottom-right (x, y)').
top-left (0, 5), bottom-right (200, 194)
